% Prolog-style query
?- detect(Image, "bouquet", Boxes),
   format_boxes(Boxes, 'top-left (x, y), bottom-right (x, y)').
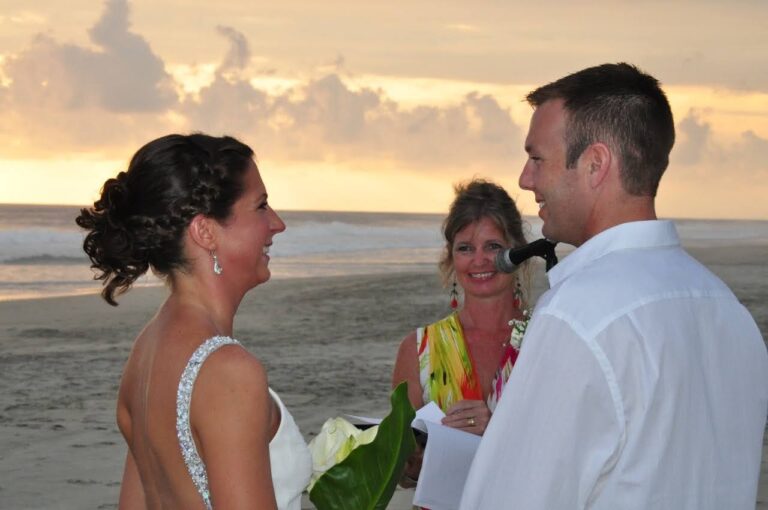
top-left (308, 382), bottom-right (416, 510)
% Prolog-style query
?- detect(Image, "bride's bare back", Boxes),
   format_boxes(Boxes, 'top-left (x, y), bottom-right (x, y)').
top-left (116, 302), bottom-right (279, 509)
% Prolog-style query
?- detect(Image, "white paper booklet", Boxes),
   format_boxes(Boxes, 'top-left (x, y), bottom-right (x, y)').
top-left (411, 403), bottom-right (481, 510)
top-left (345, 401), bottom-right (445, 429)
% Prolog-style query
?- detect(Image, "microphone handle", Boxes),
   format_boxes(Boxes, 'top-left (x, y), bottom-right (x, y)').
top-left (534, 239), bottom-right (558, 271)
top-left (496, 239), bottom-right (559, 273)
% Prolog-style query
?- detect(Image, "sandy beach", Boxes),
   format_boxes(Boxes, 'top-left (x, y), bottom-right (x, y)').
top-left (1, 244), bottom-right (766, 509)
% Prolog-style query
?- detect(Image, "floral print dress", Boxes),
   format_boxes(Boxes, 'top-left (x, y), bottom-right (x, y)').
top-left (416, 311), bottom-right (525, 413)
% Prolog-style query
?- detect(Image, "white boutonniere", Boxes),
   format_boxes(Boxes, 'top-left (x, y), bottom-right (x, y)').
top-left (508, 310), bottom-right (530, 351)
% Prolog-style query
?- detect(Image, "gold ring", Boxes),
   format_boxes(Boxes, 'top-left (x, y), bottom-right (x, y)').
top-left (467, 417), bottom-right (476, 426)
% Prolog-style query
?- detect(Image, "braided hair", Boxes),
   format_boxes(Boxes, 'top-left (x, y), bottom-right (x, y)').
top-left (76, 134), bottom-right (254, 305)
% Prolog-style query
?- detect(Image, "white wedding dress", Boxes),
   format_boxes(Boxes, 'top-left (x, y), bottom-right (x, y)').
top-left (176, 336), bottom-right (312, 509)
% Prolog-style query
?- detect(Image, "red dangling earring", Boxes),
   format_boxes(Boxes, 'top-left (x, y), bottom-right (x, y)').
top-left (513, 280), bottom-right (522, 309)
top-left (450, 279), bottom-right (459, 309)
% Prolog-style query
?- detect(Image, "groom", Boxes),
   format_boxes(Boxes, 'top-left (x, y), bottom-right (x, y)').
top-left (459, 63), bottom-right (768, 509)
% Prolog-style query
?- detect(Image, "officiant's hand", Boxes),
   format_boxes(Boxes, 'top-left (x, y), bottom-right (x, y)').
top-left (442, 399), bottom-right (491, 435)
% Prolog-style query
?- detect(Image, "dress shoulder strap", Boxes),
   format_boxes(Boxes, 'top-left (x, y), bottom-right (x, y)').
top-left (416, 325), bottom-right (429, 405)
top-left (176, 336), bottom-right (241, 510)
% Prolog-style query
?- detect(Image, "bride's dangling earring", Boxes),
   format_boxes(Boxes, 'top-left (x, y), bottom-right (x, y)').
top-left (211, 250), bottom-right (223, 275)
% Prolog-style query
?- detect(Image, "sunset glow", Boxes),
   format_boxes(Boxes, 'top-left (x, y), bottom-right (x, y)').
top-left (1, 1), bottom-right (766, 218)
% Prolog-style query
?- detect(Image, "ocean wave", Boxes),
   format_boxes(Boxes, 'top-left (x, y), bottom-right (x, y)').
top-left (674, 219), bottom-right (768, 241)
top-left (0, 279), bottom-right (91, 288)
top-left (0, 229), bottom-right (85, 263)
top-left (270, 221), bottom-right (443, 257)
top-left (0, 221), bottom-right (445, 261)
top-left (2, 255), bottom-right (88, 265)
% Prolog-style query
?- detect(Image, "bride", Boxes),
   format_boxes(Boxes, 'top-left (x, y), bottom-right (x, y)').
top-left (77, 134), bottom-right (311, 509)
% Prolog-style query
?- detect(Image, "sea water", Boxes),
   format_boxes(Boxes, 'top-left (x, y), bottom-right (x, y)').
top-left (0, 205), bottom-right (448, 301)
top-left (1, 203), bottom-right (766, 302)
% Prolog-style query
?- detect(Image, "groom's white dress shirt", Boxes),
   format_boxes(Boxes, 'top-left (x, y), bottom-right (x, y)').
top-left (459, 220), bottom-right (768, 510)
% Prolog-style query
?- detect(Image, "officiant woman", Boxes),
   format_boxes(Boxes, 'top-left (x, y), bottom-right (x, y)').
top-left (392, 178), bottom-right (531, 435)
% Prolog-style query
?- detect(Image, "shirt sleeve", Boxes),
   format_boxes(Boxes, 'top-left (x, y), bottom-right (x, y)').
top-left (459, 312), bottom-right (624, 509)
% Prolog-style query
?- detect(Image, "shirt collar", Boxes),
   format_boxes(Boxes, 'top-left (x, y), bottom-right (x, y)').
top-left (547, 220), bottom-right (681, 288)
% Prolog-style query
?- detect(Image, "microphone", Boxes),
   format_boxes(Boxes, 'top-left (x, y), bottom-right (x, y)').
top-left (495, 238), bottom-right (559, 273)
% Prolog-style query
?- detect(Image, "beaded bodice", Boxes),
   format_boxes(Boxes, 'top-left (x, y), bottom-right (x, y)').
top-left (175, 336), bottom-right (312, 509)
top-left (176, 335), bottom-right (238, 509)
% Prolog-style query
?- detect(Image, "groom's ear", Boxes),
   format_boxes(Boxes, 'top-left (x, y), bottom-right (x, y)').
top-left (188, 214), bottom-right (218, 252)
top-left (583, 142), bottom-right (612, 190)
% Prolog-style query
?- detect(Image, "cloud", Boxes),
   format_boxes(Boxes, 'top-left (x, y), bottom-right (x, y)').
top-left (300, 77), bottom-right (523, 167)
top-left (0, 0), bottom-right (527, 170)
top-left (215, 25), bottom-right (251, 75)
top-left (672, 109), bottom-right (768, 178)
top-left (380, 91), bottom-right (521, 166)
top-left (1, 0), bottom-right (175, 113)
top-left (179, 25), bottom-right (269, 137)
top-left (183, 75), bottom-right (270, 137)
top-left (277, 74), bottom-right (382, 145)
top-left (184, 62), bottom-right (522, 169)
top-left (0, 0), bottom-right (180, 156)
top-left (2, 0), bottom-right (762, 186)
top-left (735, 130), bottom-right (768, 175)
top-left (674, 109), bottom-right (711, 165)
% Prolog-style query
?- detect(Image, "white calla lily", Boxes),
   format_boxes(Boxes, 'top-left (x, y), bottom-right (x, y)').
top-left (308, 417), bottom-right (378, 490)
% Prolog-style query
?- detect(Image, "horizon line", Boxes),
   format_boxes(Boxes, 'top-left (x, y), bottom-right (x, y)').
top-left (0, 202), bottom-right (766, 223)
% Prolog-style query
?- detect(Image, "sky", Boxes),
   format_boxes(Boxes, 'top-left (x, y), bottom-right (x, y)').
top-left (0, 0), bottom-right (767, 219)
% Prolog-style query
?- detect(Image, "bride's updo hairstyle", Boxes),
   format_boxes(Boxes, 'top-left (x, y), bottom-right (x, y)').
top-left (76, 133), bottom-right (254, 306)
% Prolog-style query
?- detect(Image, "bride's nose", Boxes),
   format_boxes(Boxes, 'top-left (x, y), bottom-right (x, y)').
top-left (270, 208), bottom-right (286, 233)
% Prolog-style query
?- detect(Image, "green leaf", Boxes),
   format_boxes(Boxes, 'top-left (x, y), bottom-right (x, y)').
top-left (309, 382), bottom-right (416, 510)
